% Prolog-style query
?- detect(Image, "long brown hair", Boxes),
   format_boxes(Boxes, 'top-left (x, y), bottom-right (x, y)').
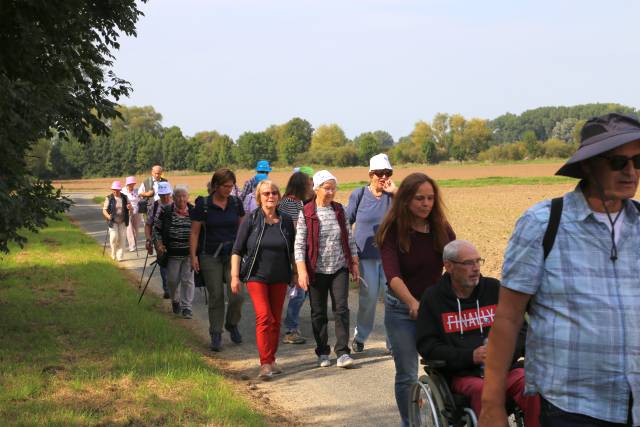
top-left (376, 172), bottom-right (451, 253)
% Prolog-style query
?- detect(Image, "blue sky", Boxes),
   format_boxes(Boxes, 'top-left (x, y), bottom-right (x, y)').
top-left (112, 0), bottom-right (640, 140)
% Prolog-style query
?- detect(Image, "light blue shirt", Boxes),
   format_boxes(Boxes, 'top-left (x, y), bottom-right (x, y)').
top-left (502, 186), bottom-right (640, 424)
top-left (346, 186), bottom-right (392, 259)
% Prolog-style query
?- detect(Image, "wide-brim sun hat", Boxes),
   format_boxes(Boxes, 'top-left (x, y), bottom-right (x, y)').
top-left (313, 170), bottom-right (338, 190)
top-left (256, 159), bottom-right (272, 173)
top-left (111, 180), bottom-right (123, 190)
top-left (157, 182), bottom-right (173, 195)
top-left (556, 113), bottom-right (640, 179)
top-left (125, 176), bottom-right (136, 186)
top-left (369, 153), bottom-right (392, 171)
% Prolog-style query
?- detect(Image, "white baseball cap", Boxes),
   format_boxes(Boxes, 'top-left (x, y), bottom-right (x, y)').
top-left (369, 153), bottom-right (392, 171)
top-left (157, 182), bottom-right (173, 195)
top-left (313, 170), bottom-right (338, 190)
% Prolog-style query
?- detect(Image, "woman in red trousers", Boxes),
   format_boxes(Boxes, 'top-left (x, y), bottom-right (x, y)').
top-left (230, 180), bottom-right (296, 380)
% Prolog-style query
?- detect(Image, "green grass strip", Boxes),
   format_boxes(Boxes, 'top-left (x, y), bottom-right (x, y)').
top-left (0, 218), bottom-right (265, 426)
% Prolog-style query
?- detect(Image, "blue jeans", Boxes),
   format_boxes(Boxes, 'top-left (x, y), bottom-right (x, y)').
top-left (384, 291), bottom-right (417, 427)
top-left (160, 265), bottom-right (168, 293)
top-left (283, 286), bottom-right (307, 332)
top-left (354, 258), bottom-right (387, 344)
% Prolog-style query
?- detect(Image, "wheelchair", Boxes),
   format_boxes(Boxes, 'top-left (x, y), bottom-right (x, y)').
top-left (408, 360), bottom-right (525, 427)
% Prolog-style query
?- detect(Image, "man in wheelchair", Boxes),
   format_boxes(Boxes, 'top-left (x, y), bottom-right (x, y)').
top-left (415, 240), bottom-right (540, 426)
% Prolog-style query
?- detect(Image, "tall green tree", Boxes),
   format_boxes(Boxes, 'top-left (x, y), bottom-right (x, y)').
top-left (278, 117), bottom-right (314, 165)
top-left (193, 131), bottom-right (235, 172)
top-left (162, 126), bottom-right (189, 170)
top-left (354, 132), bottom-right (382, 163)
top-left (235, 132), bottom-right (277, 169)
top-left (0, 0), bottom-right (144, 252)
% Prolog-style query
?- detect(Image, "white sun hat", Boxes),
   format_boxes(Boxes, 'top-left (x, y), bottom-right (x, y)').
top-left (369, 153), bottom-right (393, 171)
top-left (312, 170), bottom-right (338, 190)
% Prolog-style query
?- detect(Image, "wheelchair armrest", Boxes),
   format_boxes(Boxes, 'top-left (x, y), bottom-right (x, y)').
top-left (420, 359), bottom-right (447, 369)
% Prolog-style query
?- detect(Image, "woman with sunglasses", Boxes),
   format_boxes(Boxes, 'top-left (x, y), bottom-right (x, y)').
top-left (346, 153), bottom-right (397, 354)
top-left (230, 180), bottom-right (296, 380)
top-left (295, 170), bottom-right (360, 369)
top-left (376, 172), bottom-right (455, 427)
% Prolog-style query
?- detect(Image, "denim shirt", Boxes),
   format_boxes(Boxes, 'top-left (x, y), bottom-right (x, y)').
top-left (502, 186), bottom-right (640, 424)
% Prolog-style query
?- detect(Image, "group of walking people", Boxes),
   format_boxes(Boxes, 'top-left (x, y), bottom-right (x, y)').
top-left (101, 111), bottom-right (640, 427)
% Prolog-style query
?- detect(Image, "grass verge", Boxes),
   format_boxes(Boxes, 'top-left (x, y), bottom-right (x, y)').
top-left (0, 218), bottom-right (265, 426)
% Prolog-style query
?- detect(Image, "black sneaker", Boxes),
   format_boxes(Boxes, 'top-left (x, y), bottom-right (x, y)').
top-left (352, 338), bottom-right (364, 353)
top-left (225, 324), bottom-right (242, 344)
top-left (163, 291), bottom-right (170, 299)
top-left (210, 333), bottom-right (222, 352)
top-left (182, 309), bottom-right (192, 319)
top-left (172, 301), bottom-right (180, 314)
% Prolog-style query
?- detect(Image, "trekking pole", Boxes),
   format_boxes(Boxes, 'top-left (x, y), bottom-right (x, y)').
top-left (138, 260), bottom-right (157, 304)
top-left (102, 225), bottom-right (109, 256)
top-left (139, 251), bottom-right (149, 289)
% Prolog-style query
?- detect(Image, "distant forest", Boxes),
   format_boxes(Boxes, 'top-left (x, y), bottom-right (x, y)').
top-left (32, 103), bottom-right (637, 179)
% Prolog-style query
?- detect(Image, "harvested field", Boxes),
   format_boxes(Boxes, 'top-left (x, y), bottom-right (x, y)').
top-left (53, 162), bottom-right (565, 193)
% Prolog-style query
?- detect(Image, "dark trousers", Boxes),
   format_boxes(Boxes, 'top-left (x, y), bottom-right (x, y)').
top-left (308, 268), bottom-right (350, 357)
top-left (540, 398), bottom-right (631, 427)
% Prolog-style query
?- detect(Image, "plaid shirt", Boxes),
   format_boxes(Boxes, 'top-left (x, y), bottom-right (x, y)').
top-left (502, 186), bottom-right (640, 424)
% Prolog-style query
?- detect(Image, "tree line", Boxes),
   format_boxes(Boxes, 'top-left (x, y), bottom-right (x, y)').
top-left (30, 103), bottom-right (638, 179)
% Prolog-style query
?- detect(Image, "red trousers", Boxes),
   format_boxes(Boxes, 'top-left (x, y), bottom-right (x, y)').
top-left (246, 281), bottom-right (287, 365)
top-left (451, 368), bottom-right (540, 427)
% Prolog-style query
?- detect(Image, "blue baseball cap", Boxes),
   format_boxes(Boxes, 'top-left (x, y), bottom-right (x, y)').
top-left (256, 160), bottom-right (272, 172)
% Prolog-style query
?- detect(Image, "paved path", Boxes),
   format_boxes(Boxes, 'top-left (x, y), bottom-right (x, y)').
top-left (67, 192), bottom-right (400, 427)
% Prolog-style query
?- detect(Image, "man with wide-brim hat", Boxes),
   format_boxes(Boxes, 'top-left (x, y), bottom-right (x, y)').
top-left (480, 113), bottom-right (640, 426)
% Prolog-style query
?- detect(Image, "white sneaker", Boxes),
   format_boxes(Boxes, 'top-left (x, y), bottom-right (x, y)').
top-left (336, 354), bottom-right (354, 368)
top-left (317, 355), bottom-right (331, 367)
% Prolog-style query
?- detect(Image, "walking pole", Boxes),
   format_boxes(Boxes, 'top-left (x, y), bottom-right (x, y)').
top-left (102, 225), bottom-right (109, 256)
top-left (139, 251), bottom-right (149, 289)
top-left (138, 260), bottom-right (157, 304)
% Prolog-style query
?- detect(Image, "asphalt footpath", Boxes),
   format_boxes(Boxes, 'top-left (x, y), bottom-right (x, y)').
top-left (67, 192), bottom-right (399, 427)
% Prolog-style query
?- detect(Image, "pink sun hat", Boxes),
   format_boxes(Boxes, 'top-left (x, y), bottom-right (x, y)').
top-left (125, 176), bottom-right (136, 186)
top-left (111, 180), bottom-right (123, 190)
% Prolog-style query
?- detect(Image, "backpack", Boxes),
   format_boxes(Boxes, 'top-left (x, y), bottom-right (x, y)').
top-left (243, 191), bottom-right (258, 214)
top-left (543, 197), bottom-right (640, 259)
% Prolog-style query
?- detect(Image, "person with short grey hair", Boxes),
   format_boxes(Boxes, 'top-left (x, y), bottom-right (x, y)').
top-left (153, 185), bottom-right (195, 318)
top-left (441, 239), bottom-right (474, 262)
top-left (417, 240), bottom-right (540, 426)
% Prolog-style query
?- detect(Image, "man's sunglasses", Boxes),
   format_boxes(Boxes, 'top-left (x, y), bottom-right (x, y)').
top-left (598, 154), bottom-right (640, 171)
top-left (372, 169), bottom-right (393, 178)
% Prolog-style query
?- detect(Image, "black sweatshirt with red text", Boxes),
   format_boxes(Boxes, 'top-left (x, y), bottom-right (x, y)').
top-left (415, 272), bottom-right (525, 377)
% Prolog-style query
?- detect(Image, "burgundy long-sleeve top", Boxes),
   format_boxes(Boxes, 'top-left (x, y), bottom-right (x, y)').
top-left (380, 225), bottom-right (455, 300)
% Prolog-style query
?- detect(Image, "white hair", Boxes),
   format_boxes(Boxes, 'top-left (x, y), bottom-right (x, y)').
top-left (442, 240), bottom-right (475, 262)
top-left (173, 185), bottom-right (189, 197)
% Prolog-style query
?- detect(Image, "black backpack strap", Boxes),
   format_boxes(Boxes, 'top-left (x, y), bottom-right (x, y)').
top-left (355, 186), bottom-right (366, 213)
top-left (632, 200), bottom-right (640, 212)
top-left (543, 197), bottom-right (563, 260)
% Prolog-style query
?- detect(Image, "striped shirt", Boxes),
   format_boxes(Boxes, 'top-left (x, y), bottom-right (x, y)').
top-left (294, 205), bottom-right (357, 275)
top-left (502, 186), bottom-right (640, 424)
top-left (278, 196), bottom-right (303, 221)
top-left (153, 205), bottom-right (192, 257)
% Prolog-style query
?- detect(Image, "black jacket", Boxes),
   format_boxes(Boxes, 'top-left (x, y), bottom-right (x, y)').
top-left (232, 207), bottom-right (295, 282)
top-left (416, 273), bottom-right (526, 377)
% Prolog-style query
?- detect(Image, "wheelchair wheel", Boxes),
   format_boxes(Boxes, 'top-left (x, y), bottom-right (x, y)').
top-left (408, 376), bottom-right (448, 427)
